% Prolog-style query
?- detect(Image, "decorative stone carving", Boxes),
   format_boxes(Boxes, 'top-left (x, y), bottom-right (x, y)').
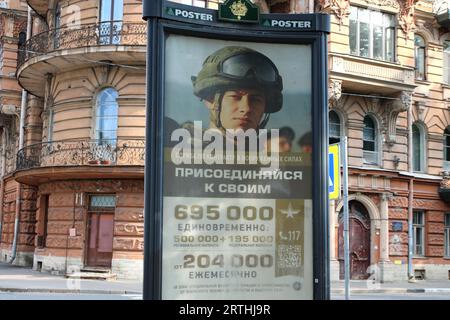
top-left (384, 91), bottom-right (412, 146)
top-left (328, 79), bottom-right (342, 107)
top-left (362, 0), bottom-right (400, 9)
top-left (398, 0), bottom-right (417, 35)
top-left (415, 101), bottom-right (426, 121)
top-left (317, 0), bottom-right (350, 26)
top-left (440, 172), bottom-right (450, 189)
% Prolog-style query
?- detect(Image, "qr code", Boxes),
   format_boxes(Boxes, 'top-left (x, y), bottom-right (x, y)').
top-left (277, 245), bottom-right (302, 268)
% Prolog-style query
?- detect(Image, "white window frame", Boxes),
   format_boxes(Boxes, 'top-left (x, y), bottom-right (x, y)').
top-left (412, 122), bottom-right (427, 173)
top-left (349, 6), bottom-right (396, 62)
top-left (413, 211), bottom-right (425, 257)
top-left (443, 127), bottom-right (450, 171)
top-left (329, 110), bottom-right (343, 143)
top-left (363, 115), bottom-right (379, 165)
top-left (415, 34), bottom-right (427, 81)
top-left (95, 87), bottom-right (119, 145)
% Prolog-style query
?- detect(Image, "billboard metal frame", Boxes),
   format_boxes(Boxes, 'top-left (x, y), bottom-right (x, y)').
top-left (143, 0), bottom-right (330, 300)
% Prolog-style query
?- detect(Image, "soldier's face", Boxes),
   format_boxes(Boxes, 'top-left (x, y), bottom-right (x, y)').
top-left (219, 89), bottom-right (266, 130)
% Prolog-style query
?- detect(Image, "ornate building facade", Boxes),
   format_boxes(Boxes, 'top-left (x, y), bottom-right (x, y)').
top-left (1, 0), bottom-right (146, 279)
top-left (325, 0), bottom-right (450, 281)
top-left (1, 0), bottom-right (450, 282)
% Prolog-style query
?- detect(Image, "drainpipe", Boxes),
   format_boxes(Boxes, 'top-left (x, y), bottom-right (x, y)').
top-left (407, 97), bottom-right (414, 281)
top-left (9, 5), bottom-right (31, 264)
top-left (0, 130), bottom-right (7, 245)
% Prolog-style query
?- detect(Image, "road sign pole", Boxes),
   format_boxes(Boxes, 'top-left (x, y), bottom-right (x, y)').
top-left (341, 136), bottom-right (350, 300)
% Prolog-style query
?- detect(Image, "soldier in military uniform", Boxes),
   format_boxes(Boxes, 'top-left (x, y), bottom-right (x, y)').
top-left (191, 46), bottom-right (284, 134)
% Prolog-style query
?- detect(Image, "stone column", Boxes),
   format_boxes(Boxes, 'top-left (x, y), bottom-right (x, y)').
top-left (380, 193), bottom-right (391, 261)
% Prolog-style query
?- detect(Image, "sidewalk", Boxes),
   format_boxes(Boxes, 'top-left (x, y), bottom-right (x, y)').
top-left (0, 262), bottom-right (142, 295)
top-left (331, 279), bottom-right (450, 294)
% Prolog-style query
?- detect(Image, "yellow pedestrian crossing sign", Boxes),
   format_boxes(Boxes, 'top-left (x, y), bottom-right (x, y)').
top-left (329, 144), bottom-right (340, 200)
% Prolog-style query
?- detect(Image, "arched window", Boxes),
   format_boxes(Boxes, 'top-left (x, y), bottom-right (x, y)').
top-left (329, 110), bottom-right (341, 144)
top-left (412, 123), bottom-right (425, 172)
top-left (363, 115), bottom-right (378, 164)
top-left (95, 88), bottom-right (119, 144)
top-left (100, 0), bottom-right (123, 44)
top-left (444, 127), bottom-right (450, 170)
top-left (415, 35), bottom-right (426, 80)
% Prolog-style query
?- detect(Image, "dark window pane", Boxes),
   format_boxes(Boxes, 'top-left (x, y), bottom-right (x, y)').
top-left (385, 28), bottom-right (394, 62)
top-left (350, 19), bottom-right (358, 55)
top-left (413, 124), bottom-right (422, 171)
top-left (359, 22), bottom-right (370, 57)
top-left (363, 141), bottom-right (375, 151)
top-left (415, 35), bottom-right (425, 47)
top-left (445, 213), bottom-right (450, 227)
top-left (373, 26), bottom-right (383, 60)
top-left (329, 111), bottom-right (341, 138)
top-left (415, 47), bottom-right (425, 79)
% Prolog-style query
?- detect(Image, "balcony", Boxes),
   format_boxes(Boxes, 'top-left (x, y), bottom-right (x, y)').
top-left (14, 139), bottom-right (145, 185)
top-left (17, 21), bottom-right (147, 97)
top-left (434, 0), bottom-right (450, 27)
top-left (329, 53), bottom-right (417, 95)
top-left (26, 0), bottom-right (48, 17)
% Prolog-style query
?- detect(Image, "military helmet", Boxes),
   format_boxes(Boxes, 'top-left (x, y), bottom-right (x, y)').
top-left (192, 46), bottom-right (283, 113)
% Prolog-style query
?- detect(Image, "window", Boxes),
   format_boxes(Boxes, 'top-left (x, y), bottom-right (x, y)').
top-left (99, 0), bottom-right (123, 44)
top-left (37, 195), bottom-right (49, 248)
top-left (444, 41), bottom-right (450, 84)
top-left (171, 0), bottom-right (223, 9)
top-left (413, 211), bottom-right (425, 256)
top-left (54, 3), bottom-right (61, 48)
top-left (95, 88), bottom-right (119, 145)
top-left (349, 6), bottom-right (395, 62)
top-left (89, 195), bottom-right (116, 212)
top-left (415, 35), bottom-right (426, 80)
top-left (445, 213), bottom-right (450, 257)
top-left (363, 115), bottom-right (378, 164)
top-left (444, 127), bottom-right (450, 171)
top-left (329, 110), bottom-right (341, 144)
top-left (412, 123), bottom-right (425, 172)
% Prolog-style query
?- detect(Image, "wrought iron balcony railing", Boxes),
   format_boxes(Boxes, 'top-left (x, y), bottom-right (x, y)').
top-left (17, 21), bottom-right (147, 69)
top-left (16, 139), bottom-right (145, 171)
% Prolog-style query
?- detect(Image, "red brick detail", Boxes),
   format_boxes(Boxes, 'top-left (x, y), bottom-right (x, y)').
top-left (389, 197), bottom-right (408, 208)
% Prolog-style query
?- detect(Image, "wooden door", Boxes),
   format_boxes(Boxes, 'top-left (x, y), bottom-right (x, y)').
top-left (338, 201), bottom-right (371, 280)
top-left (86, 213), bottom-right (114, 267)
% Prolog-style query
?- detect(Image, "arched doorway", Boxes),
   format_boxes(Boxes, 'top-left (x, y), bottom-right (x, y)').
top-left (338, 201), bottom-right (371, 280)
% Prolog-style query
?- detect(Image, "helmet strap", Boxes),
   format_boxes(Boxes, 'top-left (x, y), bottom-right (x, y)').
top-left (211, 92), bottom-right (226, 133)
top-left (259, 114), bottom-right (270, 130)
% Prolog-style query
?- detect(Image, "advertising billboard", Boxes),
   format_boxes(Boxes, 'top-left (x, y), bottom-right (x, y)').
top-left (143, 0), bottom-right (330, 300)
top-left (162, 35), bottom-right (313, 299)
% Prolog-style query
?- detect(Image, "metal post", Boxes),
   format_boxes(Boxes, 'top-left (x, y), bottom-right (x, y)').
top-left (341, 136), bottom-right (350, 300)
top-left (407, 99), bottom-right (414, 281)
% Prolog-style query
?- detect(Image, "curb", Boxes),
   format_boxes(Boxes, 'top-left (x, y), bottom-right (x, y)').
top-left (331, 288), bottom-right (450, 294)
top-left (0, 287), bottom-right (142, 295)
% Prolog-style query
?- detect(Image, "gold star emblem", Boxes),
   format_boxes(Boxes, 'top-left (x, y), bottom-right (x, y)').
top-left (279, 202), bottom-right (300, 219)
top-left (230, 0), bottom-right (248, 20)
